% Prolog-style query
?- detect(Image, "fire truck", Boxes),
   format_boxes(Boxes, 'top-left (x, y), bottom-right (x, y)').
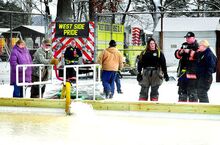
top-left (51, 21), bottom-right (149, 76)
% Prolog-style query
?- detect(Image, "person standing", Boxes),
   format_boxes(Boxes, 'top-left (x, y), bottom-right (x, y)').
top-left (10, 39), bottom-right (32, 98)
top-left (97, 40), bottom-right (123, 99)
top-left (174, 32), bottom-right (199, 102)
top-left (137, 38), bottom-right (169, 101)
top-left (195, 40), bottom-right (217, 103)
top-left (64, 39), bottom-right (82, 81)
top-left (30, 39), bottom-right (59, 98)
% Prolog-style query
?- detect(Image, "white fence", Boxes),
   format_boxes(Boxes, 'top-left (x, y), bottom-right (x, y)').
top-left (16, 64), bottom-right (101, 99)
top-left (63, 64), bottom-right (101, 100)
top-left (16, 64), bottom-right (54, 98)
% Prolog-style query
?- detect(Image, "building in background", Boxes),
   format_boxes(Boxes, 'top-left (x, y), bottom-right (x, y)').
top-left (154, 17), bottom-right (219, 66)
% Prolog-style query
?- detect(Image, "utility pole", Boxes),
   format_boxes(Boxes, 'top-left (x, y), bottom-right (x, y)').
top-left (159, 0), bottom-right (164, 50)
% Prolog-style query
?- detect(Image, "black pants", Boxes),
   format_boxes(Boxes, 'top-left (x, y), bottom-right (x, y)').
top-left (30, 71), bottom-right (48, 98)
top-left (178, 76), bottom-right (197, 102)
top-left (66, 67), bottom-right (76, 79)
top-left (197, 76), bottom-right (212, 103)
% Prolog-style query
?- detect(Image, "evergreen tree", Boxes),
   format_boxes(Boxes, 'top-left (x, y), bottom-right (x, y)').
top-left (0, 0), bottom-right (28, 28)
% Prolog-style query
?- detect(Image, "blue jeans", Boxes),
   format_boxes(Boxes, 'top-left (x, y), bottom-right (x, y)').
top-left (101, 70), bottom-right (116, 96)
top-left (13, 84), bottom-right (23, 98)
top-left (115, 73), bottom-right (122, 93)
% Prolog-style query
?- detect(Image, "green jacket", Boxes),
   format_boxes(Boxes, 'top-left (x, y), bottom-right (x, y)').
top-left (32, 47), bottom-right (53, 79)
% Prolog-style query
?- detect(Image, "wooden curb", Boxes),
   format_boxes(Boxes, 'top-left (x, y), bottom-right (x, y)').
top-left (82, 100), bottom-right (220, 115)
top-left (0, 98), bottom-right (66, 109)
top-left (1, 98), bottom-right (220, 115)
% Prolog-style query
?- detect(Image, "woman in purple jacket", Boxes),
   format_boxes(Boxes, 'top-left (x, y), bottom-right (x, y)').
top-left (10, 39), bottom-right (32, 98)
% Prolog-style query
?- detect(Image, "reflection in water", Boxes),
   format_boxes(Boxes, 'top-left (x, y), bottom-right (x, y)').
top-left (1, 107), bottom-right (220, 145)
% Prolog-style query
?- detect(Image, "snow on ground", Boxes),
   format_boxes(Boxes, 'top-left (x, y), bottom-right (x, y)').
top-left (0, 63), bottom-right (220, 105)
top-left (1, 64), bottom-right (220, 145)
top-left (0, 62), bottom-right (219, 103)
top-left (112, 75), bottom-right (220, 104)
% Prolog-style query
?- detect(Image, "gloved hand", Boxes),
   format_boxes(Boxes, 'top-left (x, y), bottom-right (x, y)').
top-left (137, 73), bottom-right (143, 82)
top-left (50, 58), bottom-right (59, 65)
top-left (118, 71), bottom-right (123, 78)
top-left (164, 73), bottom-right (169, 82)
top-left (178, 49), bottom-right (184, 56)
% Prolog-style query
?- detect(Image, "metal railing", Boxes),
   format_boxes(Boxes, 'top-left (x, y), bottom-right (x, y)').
top-left (16, 64), bottom-right (54, 98)
top-left (16, 63), bottom-right (101, 100)
top-left (63, 64), bottom-right (101, 100)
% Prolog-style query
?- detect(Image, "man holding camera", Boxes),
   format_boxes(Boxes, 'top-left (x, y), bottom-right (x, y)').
top-left (175, 32), bottom-right (199, 102)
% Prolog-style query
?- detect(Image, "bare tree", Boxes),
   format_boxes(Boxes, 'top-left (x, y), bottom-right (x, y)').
top-left (121, 0), bottom-right (132, 24)
top-left (89, 0), bottom-right (98, 21)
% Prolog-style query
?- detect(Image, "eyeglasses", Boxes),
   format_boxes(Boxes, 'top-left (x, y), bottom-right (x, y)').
top-left (45, 44), bottom-right (51, 47)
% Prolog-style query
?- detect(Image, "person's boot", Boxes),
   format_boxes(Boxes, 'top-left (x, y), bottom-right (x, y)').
top-left (139, 97), bottom-right (148, 101)
top-left (150, 96), bottom-right (158, 101)
top-left (105, 92), bottom-right (112, 99)
top-left (188, 93), bottom-right (198, 102)
top-left (118, 90), bottom-right (123, 94)
top-left (178, 94), bottom-right (187, 102)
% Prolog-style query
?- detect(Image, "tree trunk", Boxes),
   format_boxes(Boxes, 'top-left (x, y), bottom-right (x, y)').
top-left (121, 0), bottom-right (131, 25)
top-left (89, 0), bottom-right (96, 21)
top-left (56, 0), bottom-right (73, 22)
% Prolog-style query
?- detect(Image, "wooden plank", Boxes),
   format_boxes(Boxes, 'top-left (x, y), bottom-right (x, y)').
top-left (1, 98), bottom-right (220, 115)
top-left (82, 100), bottom-right (220, 114)
top-left (0, 98), bottom-right (66, 109)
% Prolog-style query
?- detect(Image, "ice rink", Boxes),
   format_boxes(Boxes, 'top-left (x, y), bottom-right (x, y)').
top-left (1, 109), bottom-right (220, 145)
top-left (1, 62), bottom-right (220, 145)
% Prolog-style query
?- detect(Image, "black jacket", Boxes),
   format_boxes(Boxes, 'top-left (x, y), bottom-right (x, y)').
top-left (175, 41), bottom-right (199, 75)
top-left (195, 48), bottom-right (217, 78)
top-left (137, 49), bottom-right (168, 74)
top-left (64, 46), bottom-right (82, 65)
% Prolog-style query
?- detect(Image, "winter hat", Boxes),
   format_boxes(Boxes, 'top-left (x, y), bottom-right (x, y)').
top-left (43, 38), bottom-right (52, 45)
top-left (109, 40), bottom-right (116, 47)
top-left (184, 32), bottom-right (195, 38)
top-left (199, 40), bottom-right (209, 47)
top-left (42, 38), bottom-right (52, 51)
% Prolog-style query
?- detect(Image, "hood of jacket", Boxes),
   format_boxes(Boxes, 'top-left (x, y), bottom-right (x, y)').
top-left (10, 45), bottom-right (32, 85)
top-left (97, 46), bottom-right (123, 71)
top-left (105, 47), bottom-right (118, 54)
top-left (13, 45), bottom-right (29, 54)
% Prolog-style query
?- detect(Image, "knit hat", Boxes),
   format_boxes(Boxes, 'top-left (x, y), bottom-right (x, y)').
top-left (109, 40), bottom-right (116, 47)
top-left (43, 38), bottom-right (52, 45)
top-left (184, 32), bottom-right (195, 38)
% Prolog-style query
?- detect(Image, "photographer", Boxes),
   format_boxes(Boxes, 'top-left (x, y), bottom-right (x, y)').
top-left (174, 32), bottom-right (199, 102)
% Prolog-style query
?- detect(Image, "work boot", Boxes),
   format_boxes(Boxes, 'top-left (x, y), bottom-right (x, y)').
top-left (189, 94), bottom-right (198, 103)
top-left (188, 98), bottom-right (198, 103)
top-left (150, 96), bottom-right (158, 101)
top-left (118, 90), bottom-right (123, 94)
top-left (178, 100), bottom-right (187, 102)
top-left (139, 97), bottom-right (148, 101)
top-left (105, 92), bottom-right (112, 99)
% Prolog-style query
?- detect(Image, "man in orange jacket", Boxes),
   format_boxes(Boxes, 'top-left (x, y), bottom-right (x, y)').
top-left (97, 40), bottom-right (123, 99)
